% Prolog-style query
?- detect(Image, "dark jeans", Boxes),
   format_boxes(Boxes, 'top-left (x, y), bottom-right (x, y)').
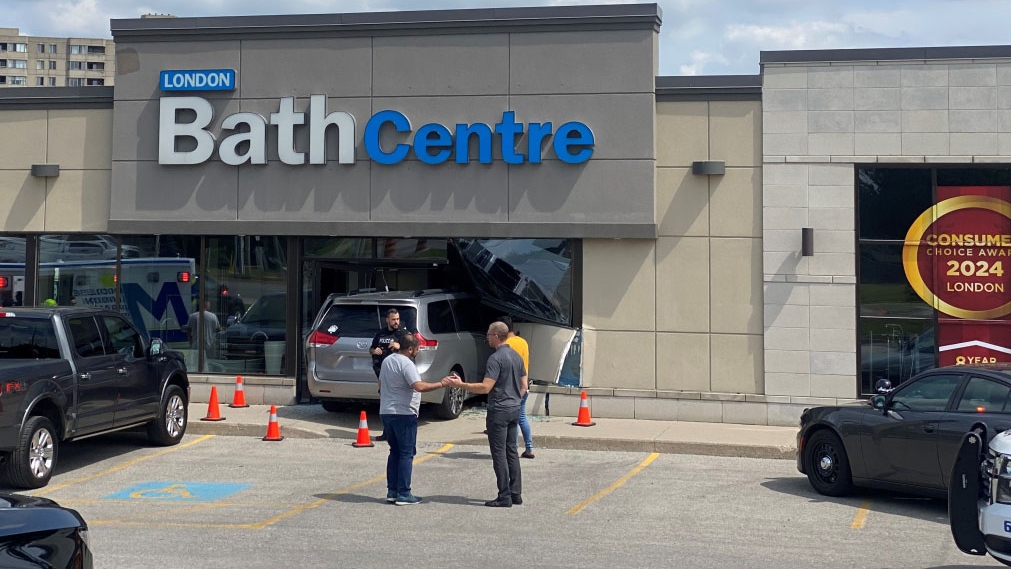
top-left (381, 414), bottom-right (418, 496)
top-left (487, 407), bottom-right (522, 500)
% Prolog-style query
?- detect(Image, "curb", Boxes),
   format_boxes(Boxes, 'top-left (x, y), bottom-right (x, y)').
top-left (187, 422), bottom-right (796, 460)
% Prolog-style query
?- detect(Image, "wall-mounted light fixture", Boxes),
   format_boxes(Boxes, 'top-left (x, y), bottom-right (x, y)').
top-left (30, 164), bottom-right (60, 178)
top-left (801, 227), bottom-right (814, 256)
top-left (691, 160), bottom-right (725, 176)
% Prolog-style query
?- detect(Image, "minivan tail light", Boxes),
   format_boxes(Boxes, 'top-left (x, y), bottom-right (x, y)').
top-left (308, 330), bottom-right (339, 347)
top-left (416, 333), bottom-right (438, 350)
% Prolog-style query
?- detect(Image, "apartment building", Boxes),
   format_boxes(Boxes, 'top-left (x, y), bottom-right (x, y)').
top-left (0, 28), bottom-right (114, 87)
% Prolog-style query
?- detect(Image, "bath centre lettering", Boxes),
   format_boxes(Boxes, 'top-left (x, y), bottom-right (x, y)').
top-left (158, 95), bottom-right (595, 166)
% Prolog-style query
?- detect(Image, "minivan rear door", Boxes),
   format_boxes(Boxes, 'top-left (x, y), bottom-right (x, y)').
top-left (309, 303), bottom-right (418, 383)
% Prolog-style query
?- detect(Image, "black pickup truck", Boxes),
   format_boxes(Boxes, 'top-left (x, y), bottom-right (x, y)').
top-left (0, 307), bottom-right (189, 489)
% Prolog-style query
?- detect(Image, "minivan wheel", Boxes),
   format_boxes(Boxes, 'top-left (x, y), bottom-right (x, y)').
top-left (435, 368), bottom-right (466, 420)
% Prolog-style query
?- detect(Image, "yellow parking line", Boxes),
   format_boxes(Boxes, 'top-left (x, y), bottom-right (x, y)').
top-left (566, 452), bottom-right (659, 515)
top-left (851, 499), bottom-right (872, 529)
top-left (40, 435), bottom-right (214, 495)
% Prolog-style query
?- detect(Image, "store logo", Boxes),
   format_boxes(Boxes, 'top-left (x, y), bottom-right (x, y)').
top-left (159, 69), bottom-right (236, 92)
top-left (903, 195), bottom-right (1011, 319)
top-left (157, 95), bottom-right (594, 166)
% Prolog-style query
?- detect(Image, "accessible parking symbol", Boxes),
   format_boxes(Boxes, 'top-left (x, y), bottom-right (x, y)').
top-left (106, 482), bottom-right (251, 502)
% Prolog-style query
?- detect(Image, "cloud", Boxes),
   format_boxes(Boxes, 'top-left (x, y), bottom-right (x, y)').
top-left (678, 50), bottom-right (728, 76)
top-left (725, 20), bottom-right (852, 50)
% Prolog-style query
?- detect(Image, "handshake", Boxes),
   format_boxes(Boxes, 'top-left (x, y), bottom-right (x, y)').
top-left (440, 372), bottom-right (464, 388)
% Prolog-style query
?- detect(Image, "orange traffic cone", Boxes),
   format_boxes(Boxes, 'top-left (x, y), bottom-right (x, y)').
top-left (352, 410), bottom-right (375, 448)
top-left (572, 390), bottom-right (596, 427)
top-left (229, 375), bottom-right (249, 408)
top-left (200, 386), bottom-right (226, 421)
top-left (262, 405), bottom-right (284, 441)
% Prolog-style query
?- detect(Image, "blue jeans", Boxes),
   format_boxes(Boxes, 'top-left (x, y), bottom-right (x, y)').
top-left (517, 391), bottom-right (533, 452)
top-left (381, 414), bottom-right (418, 496)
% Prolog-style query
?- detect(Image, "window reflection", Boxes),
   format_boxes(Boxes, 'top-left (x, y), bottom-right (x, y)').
top-left (860, 318), bottom-right (935, 394)
top-left (452, 238), bottom-right (573, 325)
top-left (0, 236), bottom-right (26, 307)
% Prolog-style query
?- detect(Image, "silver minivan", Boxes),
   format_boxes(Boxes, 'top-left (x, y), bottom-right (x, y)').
top-left (305, 290), bottom-right (493, 419)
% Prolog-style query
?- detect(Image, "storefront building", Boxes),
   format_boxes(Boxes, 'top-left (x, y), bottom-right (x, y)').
top-left (1, 4), bottom-right (1009, 426)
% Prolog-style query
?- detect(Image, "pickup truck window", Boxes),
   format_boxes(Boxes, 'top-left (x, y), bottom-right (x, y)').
top-left (101, 315), bottom-right (143, 358)
top-left (67, 316), bottom-right (105, 358)
top-left (0, 319), bottom-right (60, 359)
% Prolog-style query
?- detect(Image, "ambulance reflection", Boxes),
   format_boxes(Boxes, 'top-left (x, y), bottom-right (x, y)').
top-left (861, 326), bottom-right (937, 390)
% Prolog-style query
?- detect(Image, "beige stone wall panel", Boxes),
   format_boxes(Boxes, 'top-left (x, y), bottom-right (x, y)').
top-left (47, 109), bottom-right (113, 170)
top-left (656, 236), bottom-right (709, 333)
top-left (582, 239), bottom-right (656, 331)
top-left (44, 169), bottom-right (111, 232)
top-left (710, 168), bottom-right (761, 238)
top-left (580, 329), bottom-right (655, 390)
top-left (711, 238), bottom-right (763, 335)
top-left (711, 333), bottom-right (763, 394)
top-left (656, 101), bottom-right (708, 167)
top-left (0, 171), bottom-right (46, 231)
top-left (656, 167), bottom-right (709, 237)
top-left (0, 111), bottom-right (47, 169)
top-left (710, 101), bottom-right (761, 167)
top-left (656, 332), bottom-right (710, 392)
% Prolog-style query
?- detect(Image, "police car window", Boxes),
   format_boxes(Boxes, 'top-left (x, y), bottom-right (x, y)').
top-left (102, 315), bottom-right (143, 358)
top-left (956, 376), bottom-right (1011, 413)
top-left (890, 373), bottom-right (962, 411)
top-left (427, 301), bottom-right (455, 334)
top-left (68, 316), bottom-right (105, 358)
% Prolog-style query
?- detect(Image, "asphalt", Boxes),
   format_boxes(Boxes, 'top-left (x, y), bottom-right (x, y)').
top-left (185, 400), bottom-right (799, 460)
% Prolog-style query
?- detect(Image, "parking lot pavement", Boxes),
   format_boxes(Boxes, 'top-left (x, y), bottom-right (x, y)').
top-left (10, 432), bottom-right (1000, 568)
top-left (186, 402), bottom-right (799, 459)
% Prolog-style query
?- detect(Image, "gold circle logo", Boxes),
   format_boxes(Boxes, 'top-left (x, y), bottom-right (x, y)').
top-left (903, 195), bottom-right (1011, 319)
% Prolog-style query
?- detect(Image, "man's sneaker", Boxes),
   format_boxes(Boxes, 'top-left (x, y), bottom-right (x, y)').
top-left (386, 490), bottom-right (397, 503)
top-left (521, 450), bottom-right (535, 459)
top-left (511, 494), bottom-right (523, 505)
top-left (395, 493), bottom-right (423, 506)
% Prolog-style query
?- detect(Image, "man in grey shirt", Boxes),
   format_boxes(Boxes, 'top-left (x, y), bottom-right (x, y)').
top-left (379, 334), bottom-right (452, 506)
top-left (447, 321), bottom-right (528, 507)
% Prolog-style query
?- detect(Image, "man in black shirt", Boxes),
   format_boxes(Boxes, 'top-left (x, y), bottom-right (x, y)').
top-left (370, 308), bottom-right (413, 441)
top-left (447, 321), bottom-right (527, 507)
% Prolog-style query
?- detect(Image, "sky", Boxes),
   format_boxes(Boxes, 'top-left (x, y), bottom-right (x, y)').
top-left (6, 0), bottom-right (1011, 76)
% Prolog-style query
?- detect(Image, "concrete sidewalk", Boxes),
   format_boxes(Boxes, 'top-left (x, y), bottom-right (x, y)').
top-left (186, 402), bottom-right (799, 460)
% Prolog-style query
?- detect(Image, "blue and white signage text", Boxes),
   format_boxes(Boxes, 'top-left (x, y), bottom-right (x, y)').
top-left (160, 69), bottom-right (236, 92)
top-left (158, 95), bottom-right (595, 166)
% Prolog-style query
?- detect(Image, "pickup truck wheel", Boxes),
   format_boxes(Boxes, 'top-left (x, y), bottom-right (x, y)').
top-left (147, 385), bottom-right (187, 446)
top-left (6, 416), bottom-right (58, 489)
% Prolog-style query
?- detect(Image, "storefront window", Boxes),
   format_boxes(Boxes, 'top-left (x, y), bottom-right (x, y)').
top-left (858, 166), bottom-right (1011, 395)
top-left (0, 236), bottom-right (26, 307)
top-left (858, 168), bottom-right (932, 241)
top-left (206, 236), bottom-right (288, 376)
top-left (860, 318), bottom-right (934, 394)
top-left (38, 234), bottom-right (123, 309)
top-left (453, 238), bottom-right (574, 326)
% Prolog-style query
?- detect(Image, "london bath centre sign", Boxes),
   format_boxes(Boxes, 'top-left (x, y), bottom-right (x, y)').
top-left (156, 69), bottom-right (595, 167)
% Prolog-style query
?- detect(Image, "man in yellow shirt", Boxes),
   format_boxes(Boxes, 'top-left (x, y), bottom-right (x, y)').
top-left (500, 316), bottom-right (533, 459)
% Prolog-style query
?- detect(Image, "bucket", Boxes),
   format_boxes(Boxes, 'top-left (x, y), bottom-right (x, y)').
top-left (264, 341), bottom-right (284, 375)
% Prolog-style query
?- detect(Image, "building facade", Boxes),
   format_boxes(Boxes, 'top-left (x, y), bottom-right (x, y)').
top-left (0, 28), bottom-right (114, 87)
top-left (1, 5), bottom-right (1009, 426)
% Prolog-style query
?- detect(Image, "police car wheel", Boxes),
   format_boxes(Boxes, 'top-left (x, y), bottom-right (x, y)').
top-left (805, 430), bottom-right (853, 497)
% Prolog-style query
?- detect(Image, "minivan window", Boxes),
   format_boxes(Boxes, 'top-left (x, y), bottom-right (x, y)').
top-left (318, 305), bottom-right (418, 337)
top-left (427, 300), bottom-right (455, 334)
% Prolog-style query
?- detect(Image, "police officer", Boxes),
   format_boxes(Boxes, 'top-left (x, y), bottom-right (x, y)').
top-left (370, 308), bottom-right (414, 441)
